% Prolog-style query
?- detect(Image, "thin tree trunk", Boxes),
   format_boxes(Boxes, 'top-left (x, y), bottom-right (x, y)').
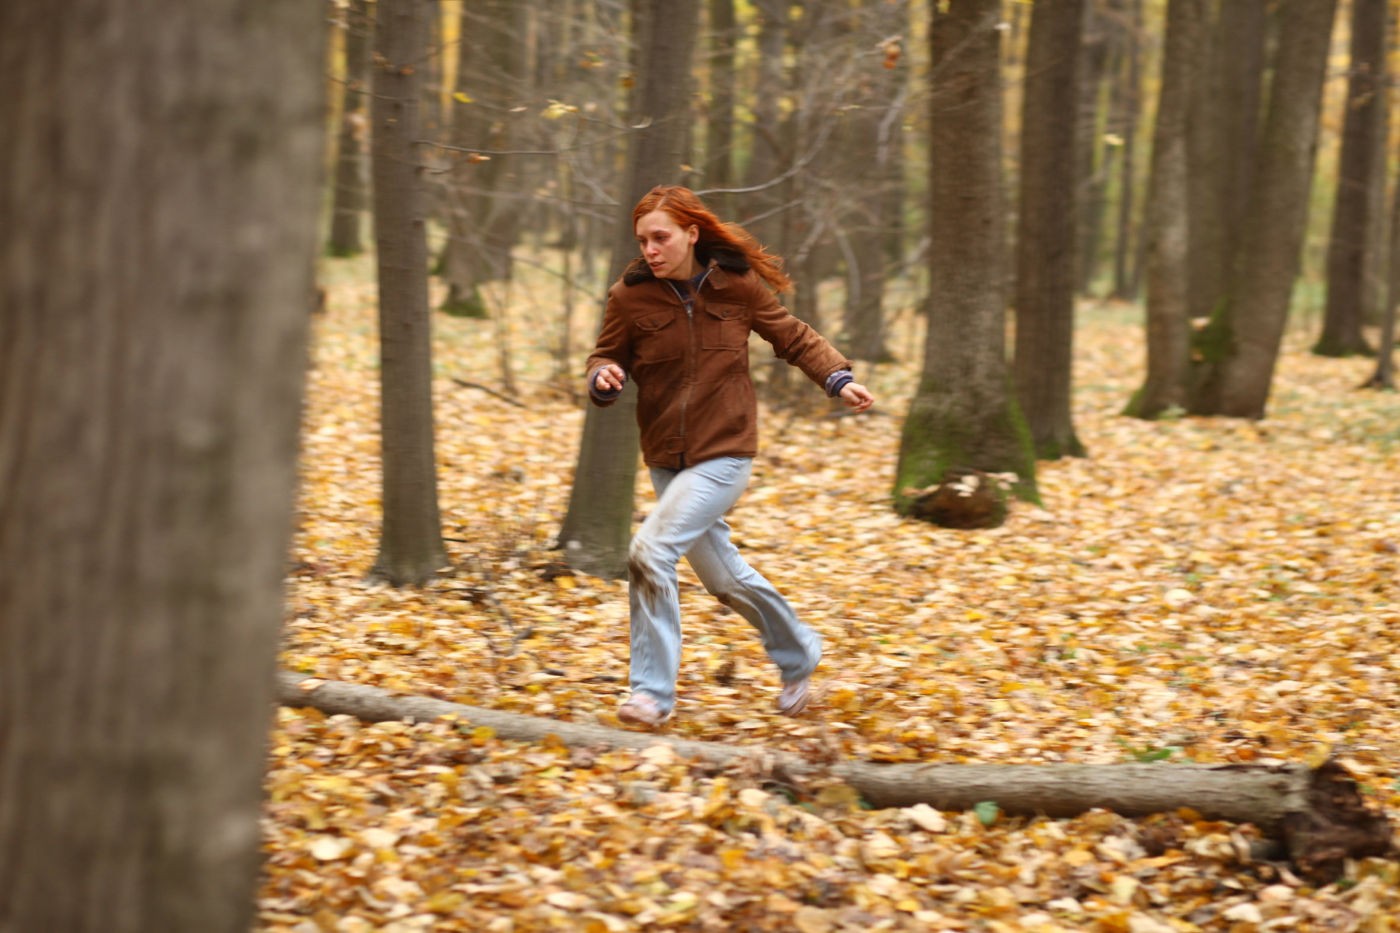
top-left (328, 0), bottom-right (373, 257)
top-left (744, 0), bottom-right (789, 250)
top-left (1109, 0), bottom-right (1142, 301)
top-left (1316, 0), bottom-right (1387, 357)
top-left (1013, 0), bottom-right (1086, 459)
top-left (439, 0), bottom-right (530, 316)
top-left (279, 671), bottom-right (1395, 884)
top-left (1075, 0), bottom-right (1111, 295)
top-left (1361, 144), bottom-right (1400, 390)
top-left (704, 0), bottom-right (738, 218)
top-left (1188, 0), bottom-right (1339, 418)
top-left (894, 0), bottom-right (1038, 522)
top-left (0, 0), bottom-right (323, 927)
top-left (839, 0), bottom-right (906, 365)
top-left (371, 0), bottom-right (448, 585)
top-left (558, 0), bottom-right (700, 579)
top-left (1125, 0), bottom-right (1201, 419)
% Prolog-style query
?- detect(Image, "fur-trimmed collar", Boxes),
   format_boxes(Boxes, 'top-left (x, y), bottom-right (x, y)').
top-left (622, 245), bottom-right (750, 286)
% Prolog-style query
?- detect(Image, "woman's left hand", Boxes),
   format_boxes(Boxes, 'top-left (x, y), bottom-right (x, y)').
top-left (839, 382), bottom-right (875, 413)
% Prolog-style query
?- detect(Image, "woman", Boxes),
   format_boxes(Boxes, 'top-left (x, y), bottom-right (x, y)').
top-left (586, 185), bottom-right (874, 728)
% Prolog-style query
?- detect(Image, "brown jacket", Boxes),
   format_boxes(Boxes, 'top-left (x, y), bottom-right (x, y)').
top-left (586, 251), bottom-right (851, 470)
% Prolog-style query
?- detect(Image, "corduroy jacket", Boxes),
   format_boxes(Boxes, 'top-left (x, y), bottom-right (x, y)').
top-left (585, 249), bottom-right (852, 470)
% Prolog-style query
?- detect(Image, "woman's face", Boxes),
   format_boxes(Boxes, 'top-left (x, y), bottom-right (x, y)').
top-left (635, 209), bottom-right (699, 280)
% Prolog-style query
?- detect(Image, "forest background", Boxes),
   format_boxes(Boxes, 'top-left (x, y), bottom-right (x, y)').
top-left (3, 1), bottom-right (1399, 932)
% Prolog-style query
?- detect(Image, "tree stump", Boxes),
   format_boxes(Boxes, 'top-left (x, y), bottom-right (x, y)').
top-left (902, 469), bottom-right (1008, 529)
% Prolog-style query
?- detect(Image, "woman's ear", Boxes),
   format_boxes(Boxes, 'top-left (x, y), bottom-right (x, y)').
top-left (686, 224), bottom-right (699, 246)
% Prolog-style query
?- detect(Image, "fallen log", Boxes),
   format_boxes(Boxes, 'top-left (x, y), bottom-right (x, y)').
top-left (276, 671), bottom-right (1393, 881)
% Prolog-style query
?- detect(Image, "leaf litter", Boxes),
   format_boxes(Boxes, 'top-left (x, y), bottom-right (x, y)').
top-left (263, 257), bottom-right (1400, 931)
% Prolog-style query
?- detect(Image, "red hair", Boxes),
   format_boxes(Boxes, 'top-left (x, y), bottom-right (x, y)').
top-left (632, 185), bottom-right (794, 293)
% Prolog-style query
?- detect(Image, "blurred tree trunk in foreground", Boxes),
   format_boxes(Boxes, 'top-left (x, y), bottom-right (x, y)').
top-left (371, 0), bottom-right (448, 584)
top-left (559, 0), bottom-right (700, 579)
top-left (1315, 0), bottom-right (1388, 358)
top-left (0, 0), bottom-right (323, 928)
top-left (1187, 0), bottom-right (1338, 418)
top-left (1013, 0), bottom-right (1086, 458)
top-left (328, 0), bottom-right (373, 257)
top-left (1124, 0), bottom-right (1201, 419)
top-left (894, 0), bottom-right (1037, 525)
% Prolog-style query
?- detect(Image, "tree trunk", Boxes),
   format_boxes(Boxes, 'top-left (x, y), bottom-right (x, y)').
top-left (1187, 0), bottom-right (1266, 324)
top-left (838, 0), bottom-right (906, 365)
top-left (558, 0), bottom-right (700, 579)
top-left (1188, 0), bottom-right (1339, 418)
top-left (1316, 0), bottom-right (1387, 358)
top-left (1108, 0), bottom-right (1142, 301)
top-left (703, 0), bottom-right (738, 219)
top-left (1361, 142), bottom-right (1400, 390)
top-left (743, 0), bottom-right (790, 251)
top-left (894, 0), bottom-right (1038, 522)
top-left (1075, 0), bottom-right (1111, 295)
top-left (277, 672), bottom-right (1394, 884)
top-left (328, 0), bottom-right (373, 257)
top-left (439, 0), bottom-right (530, 316)
top-left (371, 0), bottom-right (448, 585)
top-left (1013, 0), bottom-right (1086, 459)
top-left (0, 0), bottom-right (323, 927)
top-left (1124, 0), bottom-right (1201, 419)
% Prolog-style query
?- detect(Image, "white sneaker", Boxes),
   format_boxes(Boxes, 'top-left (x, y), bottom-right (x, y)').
top-left (617, 693), bottom-right (672, 728)
top-left (777, 678), bottom-right (810, 716)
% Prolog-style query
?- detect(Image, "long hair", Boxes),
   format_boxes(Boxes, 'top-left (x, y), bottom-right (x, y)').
top-left (631, 185), bottom-right (794, 293)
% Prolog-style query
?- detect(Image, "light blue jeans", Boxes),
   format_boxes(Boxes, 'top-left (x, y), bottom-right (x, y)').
top-left (627, 456), bottom-right (822, 713)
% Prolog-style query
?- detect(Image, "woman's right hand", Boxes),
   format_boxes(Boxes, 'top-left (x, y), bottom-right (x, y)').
top-left (593, 364), bottom-right (627, 393)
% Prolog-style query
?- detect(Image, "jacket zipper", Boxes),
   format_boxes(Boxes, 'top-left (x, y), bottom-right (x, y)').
top-left (665, 268), bottom-right (713, 470)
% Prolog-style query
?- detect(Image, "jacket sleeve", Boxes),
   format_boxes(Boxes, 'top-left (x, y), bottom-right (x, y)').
top-left (583, 283), bottom-right (632, 408)
top-left (747, 278), bottom-right (853, 388)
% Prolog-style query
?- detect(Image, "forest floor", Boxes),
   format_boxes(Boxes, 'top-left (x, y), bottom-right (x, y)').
top-left (259, 254), bottom-right (1400, 932)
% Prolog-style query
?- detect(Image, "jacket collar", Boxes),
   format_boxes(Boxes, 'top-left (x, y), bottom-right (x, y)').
top-left (622, 246), bottom-right (749, 287)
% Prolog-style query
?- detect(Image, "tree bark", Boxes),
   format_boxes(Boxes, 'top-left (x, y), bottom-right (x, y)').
top-left (1108, 0), bottom-right (1143, 301)
top-left (1361, 139), bottom-right (1400, 390)
top-left (1124, 0), bottom-right (1201, 419)
top-left (558, 0), bottom-right (700, 579)
top-left (1186, 0), bottom-right (1265, 324)
top-left (894, 0), bottom-right (1038, 521)
top-left (277, 672), bottom-right (1394, 882)
top-left (0, 0), bottom-right (323, 927)
top-left (1075, 0), bottom-right (1111, 295)
top-left (1316, 0), bottom-right (1387, 358)
top-left (439, 0), bottom-right (530, 315)
top-left (1187, 0), bottom-right (1339, 418)
top-left (1013, 0), bottom-right (1086, 459)
top-left (839, 0), bottom-right (906, 365)
top-left (703, 0), bottom-right (738, 219)
top-left (371, 0), bottom-right (448, 585)
top-left (328, 0), bottom-right (373, 257)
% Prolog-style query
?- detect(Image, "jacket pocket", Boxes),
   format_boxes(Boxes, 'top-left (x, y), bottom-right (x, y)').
top-left (634, 312), bottom-right (681, 364)
top-left (700, 303), bottom-right (748, 350)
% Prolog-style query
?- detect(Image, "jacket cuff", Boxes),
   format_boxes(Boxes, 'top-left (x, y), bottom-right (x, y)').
top-left (824, 370), bottom-right (854, 398)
